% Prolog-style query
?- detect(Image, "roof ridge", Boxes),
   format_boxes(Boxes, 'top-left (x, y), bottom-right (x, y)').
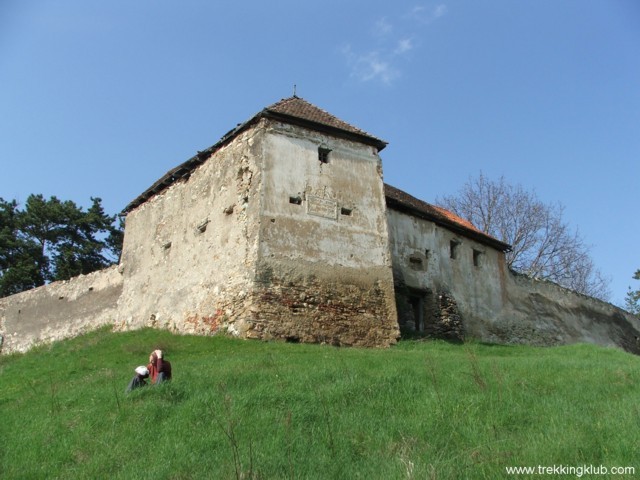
top-left (384, 183), bottom-right (511, 251)
top-left (124, 96), bottom-right (387, 213)
top-left (263, 96), bottom-right (386, 148)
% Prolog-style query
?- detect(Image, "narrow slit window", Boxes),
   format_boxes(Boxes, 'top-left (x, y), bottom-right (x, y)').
top-left (450, 240), bottom-right (459, 259)
top-left (318, 147), bottom-right (331, 164)
top-left (473, 249), bottom-right (483, 267)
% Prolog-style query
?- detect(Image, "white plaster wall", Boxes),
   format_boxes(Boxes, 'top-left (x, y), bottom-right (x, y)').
top-left (116, 126), bottom-right (264, 334)
top-left (259, 122), bottom-right (392, 270)
top-left (387, 207), bottom-right (640, 353)
top-left (0, 265), bottom-right (122, 354)
top-left (245, 121), bottom-right (399, 345)
top-left (387, 208), bottom-right (507, 330)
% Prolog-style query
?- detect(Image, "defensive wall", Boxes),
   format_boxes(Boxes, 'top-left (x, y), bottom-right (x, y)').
top-left (0, 266), bottom-right (122, 354)
top-left (1, 96), bottom-right (638, 355)
top-left (2, 216), bottom-right (638, 355)
top-left (386, 191), bottom-right (640, 354)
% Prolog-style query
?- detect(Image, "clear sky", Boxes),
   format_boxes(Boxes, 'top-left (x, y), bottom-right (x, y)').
top-left (1, 1), bottom-right (638, 306)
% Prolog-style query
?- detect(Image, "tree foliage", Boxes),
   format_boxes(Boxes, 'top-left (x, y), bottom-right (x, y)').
top-left (0, 194), bottom-right (123, 297)
top-left (625, 270), bottom-right (640, 316)
top-left (437, 174), bottom-right (610, 301)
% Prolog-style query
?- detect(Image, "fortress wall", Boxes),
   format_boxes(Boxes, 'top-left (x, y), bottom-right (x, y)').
top-left (387, 208), bottom-right (507, 338)
top-left (0, 265), bottom-right (122, 354)
top-left (115, 125), bottom-right (265, 336)
top-left (387, 207), bottom-right (640, 353)
top-left (245, 122), bottom-right (399, 346)
top-left (486, 271), bottom-right (640, 354)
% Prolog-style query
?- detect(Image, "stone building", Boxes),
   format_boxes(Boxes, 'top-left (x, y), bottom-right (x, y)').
top-left (118, 96), bottom-right (400, 347)
top-left (1, 96), bottom-right (639, 354)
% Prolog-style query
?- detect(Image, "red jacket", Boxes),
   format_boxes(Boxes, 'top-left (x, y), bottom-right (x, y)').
top-left (147, 356), bottom-right (172, 384)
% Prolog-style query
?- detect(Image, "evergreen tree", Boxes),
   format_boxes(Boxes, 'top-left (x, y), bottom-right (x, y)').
top-left (0, 195), bottom-right (123, 297)
top-left (625, 270), bottom-right (640, 316)
top-left (0, 198), bottom-right (44, 295)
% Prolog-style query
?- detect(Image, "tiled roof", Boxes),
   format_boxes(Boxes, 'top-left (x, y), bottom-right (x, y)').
top-left (123, 97), bottom-right (386, 213)
top-left (384, 184), bottom-right (511, 252)
top-left (264, 97), bottom-right (386, 148)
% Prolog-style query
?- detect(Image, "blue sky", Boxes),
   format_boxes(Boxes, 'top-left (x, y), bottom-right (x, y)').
top-left (1, 1), bottom-right (638, 306)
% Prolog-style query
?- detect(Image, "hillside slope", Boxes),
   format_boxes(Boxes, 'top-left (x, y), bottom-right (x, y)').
top-left (1, 327), bottom-right (638, 479)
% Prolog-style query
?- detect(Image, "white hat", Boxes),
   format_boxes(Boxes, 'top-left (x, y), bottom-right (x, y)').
top-left (135, 366), bottom-right (149, 376)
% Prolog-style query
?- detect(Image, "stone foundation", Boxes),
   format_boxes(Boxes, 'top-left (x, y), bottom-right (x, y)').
top-left (243, 269), bottom-right (399, 347)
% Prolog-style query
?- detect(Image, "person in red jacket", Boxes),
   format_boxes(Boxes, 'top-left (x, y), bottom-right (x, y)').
top-left (147, 349), bottom-right (172, 384)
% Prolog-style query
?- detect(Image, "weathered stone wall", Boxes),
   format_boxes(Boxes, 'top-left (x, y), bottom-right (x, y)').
top-left (484, 271), bottom-right (640, 354)
top-left (387, 208), bottom-right (507, 336)
top-left (248, 121), bottom-right (399, 346)
top-left (387, 207), bottom-right (640, 353)
top-left (243, 262), bottom-right (398, 346)
top-left (3, 110), bottom-right (638, 355)
top-left (0, 266), bottom-right (122, 354)
top-left (116, 124), bottom-right (264, 335)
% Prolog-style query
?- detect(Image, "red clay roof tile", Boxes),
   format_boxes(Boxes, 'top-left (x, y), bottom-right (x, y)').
top-left (264, 96), bottom-right (387, 149)
top-left (384, 184), bottom-right (511, 251)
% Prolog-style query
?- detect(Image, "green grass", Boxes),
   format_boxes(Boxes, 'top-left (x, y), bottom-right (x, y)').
top-left (1, 327), bottom-right (639, 479)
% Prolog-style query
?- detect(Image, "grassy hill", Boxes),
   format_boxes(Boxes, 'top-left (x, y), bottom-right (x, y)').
top-left (1, 327), bottom-right (638, 479)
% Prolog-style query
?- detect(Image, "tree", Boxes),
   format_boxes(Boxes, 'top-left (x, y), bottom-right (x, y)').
top-left (437, 174), bottom-right (611, 301)
top-left (0, 198), bottom-right (44, 295)
top-left (625, 270), bottom-right (640, 315)
top-left (0, 194), bottom-right (123, 297)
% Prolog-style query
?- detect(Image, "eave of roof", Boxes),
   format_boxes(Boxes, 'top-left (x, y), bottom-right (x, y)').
top-left (123, 96), bottom-right (386, 214)
top-left (263, 96), bottom-right (387, 151)
top-left (384, 184), bottom-right (512, 252)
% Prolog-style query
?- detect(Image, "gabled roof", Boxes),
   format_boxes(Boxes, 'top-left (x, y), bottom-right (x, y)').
top-left (123, 96), bottom-right (386, 214)
top-left (264, 96), bottom-right (387, 150)
top-left (384, 184), bottom-right (512, 252)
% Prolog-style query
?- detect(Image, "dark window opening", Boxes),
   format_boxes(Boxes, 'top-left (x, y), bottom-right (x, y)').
top-left (409, 295), bottom-right (425, 333)
top-left (289, 196), bottom-right (302, 205)
top-left (450, 240), bottom-right (460, 259)
top-left (340, 207), bottom-right (352, 216)
top-left (473, 249), bottom-right (483, 267)
top-left (409, 256), bottom-right (423, 266)
top-left (318, 147), bottom-right (331, 164)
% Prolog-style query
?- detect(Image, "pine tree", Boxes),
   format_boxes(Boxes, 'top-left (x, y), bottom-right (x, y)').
top-left (625, 270), bottom-right (640, 316)
top-left (0, 195), bottom-right (123, 297)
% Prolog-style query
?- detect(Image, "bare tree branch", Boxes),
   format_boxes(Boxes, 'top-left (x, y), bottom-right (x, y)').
top-left (438, 173), bottom-right (611, 301)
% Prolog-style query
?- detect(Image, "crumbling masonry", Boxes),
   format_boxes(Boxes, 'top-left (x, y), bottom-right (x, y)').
top-left (1, 97), bottom-right (639, 354)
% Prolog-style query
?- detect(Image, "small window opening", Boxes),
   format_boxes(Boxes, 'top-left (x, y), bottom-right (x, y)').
top-left (409, 295), bottom-right (425, 333)
top-left (425, 249), bottom-right (431, 260)
top-left (340, 207), bottom-right (352, 216)
top-left (450, 240), bottom-right (460, 259)
top-left (409, 256), bottom-right (423, 266)
top-left (318, 147), bottom-right (331, 164)
top-left (473, 249), bottom-right (483, 267)
top-left (289, 196), bottom-right (302, 205)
